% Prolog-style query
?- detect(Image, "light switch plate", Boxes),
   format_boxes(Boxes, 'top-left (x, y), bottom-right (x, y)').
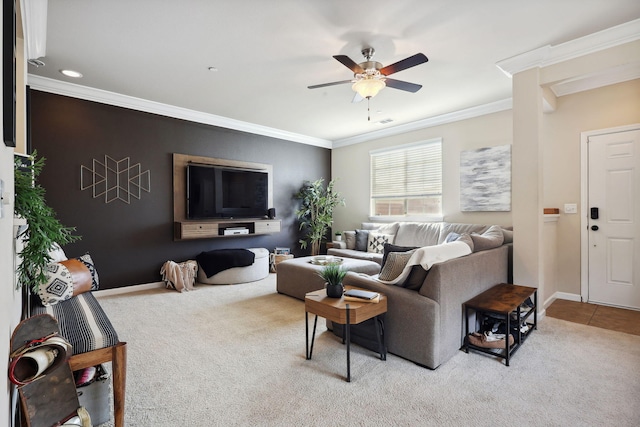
top-left (564, 203), bottom-right (577, 214)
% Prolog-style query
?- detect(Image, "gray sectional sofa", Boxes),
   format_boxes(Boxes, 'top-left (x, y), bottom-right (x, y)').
top-left (326, 221), bottom-right (512, 369)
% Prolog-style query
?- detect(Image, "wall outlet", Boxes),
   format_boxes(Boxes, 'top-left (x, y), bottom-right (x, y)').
top-left (564, 203), bottom-right (578, 214)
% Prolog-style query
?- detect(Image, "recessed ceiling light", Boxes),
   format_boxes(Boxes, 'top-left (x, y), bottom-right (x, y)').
top-left (60, 69), bottom-right (83, 78)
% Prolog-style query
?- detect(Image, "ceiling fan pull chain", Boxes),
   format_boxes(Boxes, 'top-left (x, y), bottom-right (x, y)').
top-left (367, 97), bottom-right (371, 121)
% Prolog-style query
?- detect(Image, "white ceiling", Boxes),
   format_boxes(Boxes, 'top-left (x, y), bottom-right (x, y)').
top-left (25, 0), bottom-right (640, 146)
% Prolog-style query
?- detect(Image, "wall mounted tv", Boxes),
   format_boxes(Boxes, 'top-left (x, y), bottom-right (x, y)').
top-left (186, 164), bottom-right (268, 219)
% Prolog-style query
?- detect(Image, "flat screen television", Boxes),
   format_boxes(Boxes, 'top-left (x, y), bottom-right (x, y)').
top-left (186, 164), bottom-right (268, 219)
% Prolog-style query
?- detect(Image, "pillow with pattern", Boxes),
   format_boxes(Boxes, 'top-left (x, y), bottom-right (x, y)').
top-left (37, 254), bottom-right (99, 306)
top-left (367, 231), bottom-right (395, 253)
top-left (378, 250), bottom-right (415, 282)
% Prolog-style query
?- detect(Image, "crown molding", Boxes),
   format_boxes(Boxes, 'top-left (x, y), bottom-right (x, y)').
top-left (27, 75), bottom-right (333, 149)
top-left (496, 19), bottom-right (640, 77)
top-left (332, 99), bottom-right (513, 148)
top-left (550, 62), bottom-right (640, 97)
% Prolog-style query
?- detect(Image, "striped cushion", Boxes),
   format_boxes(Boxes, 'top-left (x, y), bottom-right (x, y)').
top-left (31, 292), bottom-right (119, 355)
top-left (378, 250), bottom-right (415, 282)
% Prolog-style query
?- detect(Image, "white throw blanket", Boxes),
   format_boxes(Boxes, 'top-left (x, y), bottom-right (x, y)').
top-left (377, 241), bottom-right (472, 285)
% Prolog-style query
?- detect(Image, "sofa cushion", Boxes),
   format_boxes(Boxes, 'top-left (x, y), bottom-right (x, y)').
top-left (470, 225), bottom-right (504, 252)
top-left (367, 231), bottom-right (395, 253)
top-left (326, 248), bottom-right (383, 265)
top-left (438, 223), bottom-right (491, 244)
top-left (344, 231), bottom-right (356, 250)
top-left (404, 265), bottom-right (429, 291)
top-left (355, 229), bottom-right (369, 251)
top-left (502, 228), bottom-right (514, 244)
top-left (394, 222), bottom-right (441, 247)
top-left (31, 292), bottom-right (119, 355)
top-left (444, 232), bottom-right (474, 252)
top-left (378, 250), bottom-right (415, 281)
top-left (38, 254), bottom-right (99, 306)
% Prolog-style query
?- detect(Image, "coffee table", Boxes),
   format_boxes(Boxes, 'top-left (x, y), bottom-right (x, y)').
top-left (305, 286), bottom-right (387, 382)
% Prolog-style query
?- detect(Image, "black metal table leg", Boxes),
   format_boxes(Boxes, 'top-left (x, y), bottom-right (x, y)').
top-left (505, 311), bottom-right (511, 366)
top-left (306, 312), bottom-right (318, 360)
top-left (464, 306), bottom-right (470, 353)
top-left (346, 303), bottom-right (350, 382)
top-left (374, 316), bottom-right (386, 360)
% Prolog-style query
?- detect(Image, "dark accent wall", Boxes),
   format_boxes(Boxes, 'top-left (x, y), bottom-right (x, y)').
top-left (29, 90), bottom-right (330, 289)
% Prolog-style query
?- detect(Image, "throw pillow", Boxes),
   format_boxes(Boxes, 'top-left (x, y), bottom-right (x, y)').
top-left (378, 250), bottom-right (415, 282)
top-left (381, 243), bottom-right (418, 267)
top-left (455, 233), bottom-right (474, 252)
top-left (444, 232), bottom-right (460, 243)
top-left (502, 228), bottom-right (514, 244)
top-left (444, 232), bottom-right (475, 252)
top-left (470, 225), bottom-right (504, 252)
top-left (367, 232), bottom-right (395, 254)
top-left (403, 265), bottom-right (429, 291)
top-left (38, 254), bottom-right (99, 306)
top-left (355, 229), bottom-right (369, 251)
top-left (344, 231), bottom-right (357, 250)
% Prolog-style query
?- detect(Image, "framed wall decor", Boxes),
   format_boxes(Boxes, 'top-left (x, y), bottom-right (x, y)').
top-left (3, 0), bottom-right (17, 147)
top-left (460, 144), bottom-right (511, 212)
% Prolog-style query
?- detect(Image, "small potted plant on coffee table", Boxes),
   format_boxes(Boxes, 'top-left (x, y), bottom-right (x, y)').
top-left (317, 263), bottom-right (347, 298)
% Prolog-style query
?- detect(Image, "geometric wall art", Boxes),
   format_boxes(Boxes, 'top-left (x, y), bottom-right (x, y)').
top-left (460, 144), bottom-right (511, 212)
top-left (81, 155), bottom-right (151, 204)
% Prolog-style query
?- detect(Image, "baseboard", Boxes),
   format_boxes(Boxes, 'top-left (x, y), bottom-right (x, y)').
top-left (94, 281), bottom-right (165, 297)
top-left (552, 291), bottom-right (582, 302)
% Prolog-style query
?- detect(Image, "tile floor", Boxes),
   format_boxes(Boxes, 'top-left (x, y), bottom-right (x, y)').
top-left (546, 299), bottom-right (640, 336)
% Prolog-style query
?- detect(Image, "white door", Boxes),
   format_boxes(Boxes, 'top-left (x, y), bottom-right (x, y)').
top-left (588, 129), bottom-right (640, 309)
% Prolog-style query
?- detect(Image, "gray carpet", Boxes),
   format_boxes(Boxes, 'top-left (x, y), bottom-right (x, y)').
top-left (96, 274), bottom-right (640, 426)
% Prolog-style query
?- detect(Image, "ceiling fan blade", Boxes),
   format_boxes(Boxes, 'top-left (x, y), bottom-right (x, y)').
top-left (380, 53), bottom-right (428, 76)
top-left (333, 55), bottom-right (365, 74)
top-left (384, 78), bottom-right (423, 93)
top-left (308, 80), bottom-right (353, 89)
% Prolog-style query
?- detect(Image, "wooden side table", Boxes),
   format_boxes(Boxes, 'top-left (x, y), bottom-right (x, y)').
top-left (305, 286), bottom-right (387, 382)
top-left (463, 283), bottom-right (537, 366)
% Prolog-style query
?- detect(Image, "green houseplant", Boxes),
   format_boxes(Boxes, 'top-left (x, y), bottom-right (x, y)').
top-left (14, 151), bottom-right (80, 291)
top-left (317, 263), bottom-right (347, 298)
top-left (295, 178), bottom-right (345, 256)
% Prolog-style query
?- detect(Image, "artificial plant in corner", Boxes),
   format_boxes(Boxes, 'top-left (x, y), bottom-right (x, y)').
top-left (295, 178), bottom-right (345, 256)
top-left (14, 151), bottom-right (80, 291)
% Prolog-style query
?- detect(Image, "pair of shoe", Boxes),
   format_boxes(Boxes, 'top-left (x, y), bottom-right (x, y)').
top-left (468, 332), bottom-right (515, 349)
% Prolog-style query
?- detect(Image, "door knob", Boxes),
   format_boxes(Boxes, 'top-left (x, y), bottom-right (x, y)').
top-left (591, 225), bottom-right (599, 231)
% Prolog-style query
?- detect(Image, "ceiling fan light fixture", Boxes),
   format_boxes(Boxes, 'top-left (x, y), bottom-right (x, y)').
top-left (352, 78), bottom-right (386, 98)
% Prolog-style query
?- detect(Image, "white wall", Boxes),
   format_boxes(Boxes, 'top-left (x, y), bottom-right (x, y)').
top-left (2, 8), bottom-right (26, 423)
top-left (542, 79), bottom-right (640, 295)
top-left (331, 78), bottom-right (640, 305)
top-left (332, 109), bottom-right (514, 234)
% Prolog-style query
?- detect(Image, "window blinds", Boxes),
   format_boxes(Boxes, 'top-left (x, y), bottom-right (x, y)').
top-left (371, 140), bottom-right (442, 200)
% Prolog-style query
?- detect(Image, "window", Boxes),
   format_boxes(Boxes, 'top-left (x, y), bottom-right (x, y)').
top-left (370, 138), bottom-right (442, 219)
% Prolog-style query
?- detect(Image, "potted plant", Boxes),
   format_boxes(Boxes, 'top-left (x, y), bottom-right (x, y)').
top-left (334, 231), bottom-right (342, 242)
top-left (14, 151), bottom-right (80, 291)
top-left (295, 178), bottom-right (345, 256)
top-left (317, 263), bottom-right (347, 298)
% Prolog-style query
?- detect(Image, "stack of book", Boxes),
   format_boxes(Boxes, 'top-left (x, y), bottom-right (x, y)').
top-left (343, 289), bottom-right (380, 303)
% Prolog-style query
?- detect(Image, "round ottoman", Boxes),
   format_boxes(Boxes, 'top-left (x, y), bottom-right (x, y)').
top-left (197, 248), bottom-right (269, 285)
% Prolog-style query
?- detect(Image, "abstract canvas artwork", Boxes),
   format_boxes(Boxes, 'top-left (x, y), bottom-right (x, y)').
top-left (460, 144), bottom-right (511, 211)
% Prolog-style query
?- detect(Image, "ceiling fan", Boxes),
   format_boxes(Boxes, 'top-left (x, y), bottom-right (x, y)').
top-left (308, 48), bottom-right (429, 102)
